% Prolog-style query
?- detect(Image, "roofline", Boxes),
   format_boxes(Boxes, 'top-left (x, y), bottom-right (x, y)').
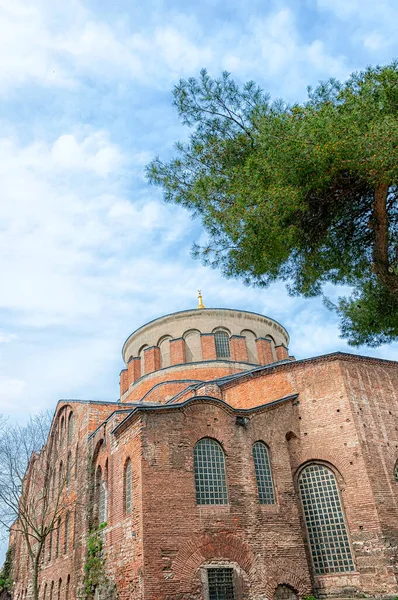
top-left (121, 307), bottom-right (290, 358)
top-left (213, 350), bottom-right (398, 389)
top-left (112, 392), bottom-right (299, 436)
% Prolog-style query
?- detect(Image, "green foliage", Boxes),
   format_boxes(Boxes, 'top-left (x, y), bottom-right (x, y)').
top-left (148, 65), bottom-right (398, 346)
top-left (0, 547), bottom-right (13, 592)
top-left (83, 524), bottom-right (116, 600)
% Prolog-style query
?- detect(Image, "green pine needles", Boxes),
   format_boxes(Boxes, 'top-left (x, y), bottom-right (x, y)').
top-left (148, 64), bottom-right (398, 346)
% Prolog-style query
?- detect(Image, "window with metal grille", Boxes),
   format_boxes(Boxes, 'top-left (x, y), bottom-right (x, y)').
top-left (194, 438), bottom-right (228, 505)
top-left (207, 568), bottom-right (236, 600)
top-left (298, 463), bottom-right (355, 575)
top-left (394, 460), bottom-right (398, 481)
top-left (253, 442), bottom-right (275, 504)
top-left (125, 459), bottom-right (132, 515)
top-left (214, 331), bottom-right (230, 358)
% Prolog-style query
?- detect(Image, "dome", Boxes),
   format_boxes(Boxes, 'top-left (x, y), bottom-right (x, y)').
top-left (119, 308), bottom-right (291, 403)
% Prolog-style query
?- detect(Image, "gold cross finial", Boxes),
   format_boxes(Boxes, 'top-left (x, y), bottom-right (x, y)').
top-left (197, 290), bottom-right (205, 309)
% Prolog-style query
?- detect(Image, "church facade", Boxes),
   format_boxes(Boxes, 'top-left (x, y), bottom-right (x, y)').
top-left (10, 305), bottom-right (398, 600)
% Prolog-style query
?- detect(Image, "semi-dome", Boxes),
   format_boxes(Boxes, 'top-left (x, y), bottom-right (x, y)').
top-left (119, 306), bottom-right (292, 403)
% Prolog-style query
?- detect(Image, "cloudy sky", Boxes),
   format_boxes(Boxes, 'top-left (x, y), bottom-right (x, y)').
top-left (1, 0), bottom-right (398, 424)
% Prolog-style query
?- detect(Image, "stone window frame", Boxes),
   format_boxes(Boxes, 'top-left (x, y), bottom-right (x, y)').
top-left (194, 437), bottom-right (229, 505)
top-left (297, 461), bottom-right (356, 576)
top-left (252, 441), bottom-right (276, 505)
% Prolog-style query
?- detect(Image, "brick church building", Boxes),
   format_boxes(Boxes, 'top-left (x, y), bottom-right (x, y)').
top-left (10, 300), bottom-right (398, 600)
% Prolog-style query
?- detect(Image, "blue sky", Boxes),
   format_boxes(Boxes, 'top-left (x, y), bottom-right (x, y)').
top-left (1, 0), bottom-right (398, 425)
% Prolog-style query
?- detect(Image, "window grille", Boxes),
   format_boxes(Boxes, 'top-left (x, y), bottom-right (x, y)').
top-left (68, 413), bottom-right (74, 443)
top-left (125, 459), bottom-right (132, 515)
top-left (214, 331), bottom-right (230, 358)
top-left (394, 461), bottom-right (398, 481)
top-left (207, 568), bottom-right (236, 600)
top-left (299, 463), bottom-right (354, 574)
top-left (253, 442), bottom-right (275, 504)
top-left (194, 438), bottom-right (228, 505)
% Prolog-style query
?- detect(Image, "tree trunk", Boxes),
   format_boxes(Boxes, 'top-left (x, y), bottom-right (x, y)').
top-left (32, 554), bottom-right (40, 600)
top-left (372, 183), bottom-right (398, 295)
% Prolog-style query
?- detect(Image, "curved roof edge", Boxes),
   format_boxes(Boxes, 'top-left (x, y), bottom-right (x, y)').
top-left (121, 307), bottom-right (290, 358)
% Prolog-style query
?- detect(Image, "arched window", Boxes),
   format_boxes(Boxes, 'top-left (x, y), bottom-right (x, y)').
top-left (60, 416), bottom-right (65, 445)
top-left (57, 579), bottom-right (62, 600)
top-left (55, 518), bottom-right (61, 558)
top-left (184, 329), bottom-right (202, 362)
top-left (214, 330), bottom-right (230, 359)
top-left (66, 452), bottom-right (72, 486)
top-left (138, 344), bottom-right (148, 376)
top-left (47, 530), bottom-right (52, 563)
top-left (64, 512), bottom-right (70, 554)
top-left (58, 461), bottom-right (63, 493)
top-left (65, 575), bottom-right (70, 600)
top-left (68, 413), bottom-right (74, 443)
top-left (241, 329), bottom-right (258, 363)
top-left (298, 463), bottom-right (354, 574)
top-left (253, 442), bottom-right (275, 504)
top-left (274, 584), bottom-right (298, 600)
top-left (96, 466), bottom-right (107, 525)
top-left (49, 581), bottom-right (54, 600)
top-left (125, 459), bottom-right (132, 515)
top-left (43, 583), bottom-right (47, 600)
top-left (158, 335), bottom-right (172, 368)
top-left (194, 438), bottom-right (228, 505)
top-left (52, 469), bottom-right (56, 500)
top-left (394, 460), bottom-right (398, 481)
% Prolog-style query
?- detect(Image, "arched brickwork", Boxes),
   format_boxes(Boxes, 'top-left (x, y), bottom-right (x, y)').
top-left (249, 556), bottom-right (311, 598)
top-left (172, 533), bottom-right (254, 592)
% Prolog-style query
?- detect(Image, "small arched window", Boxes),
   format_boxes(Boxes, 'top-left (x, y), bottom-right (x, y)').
top-left (64, 512), bottom-right (70, 554)
top-left (66, 452), bottom-right (72, 486)
top-left (65, 575), bottom-right (70, 600)
top-left (194, 438), bottom-right (228, 505)
top-left (43, 583), bottom-right (47, 600)
top-left (158, 335), bottom-right (172, 368)
top-left (57, 579), bottom-right (62, 600)
top-left (60, 416), bottom-right (65, 445)
top-left (214, 330), bottom-right (230, 359)
top-left (49, 582), bottom-right (54, 600)
top-left (68, 413), bottom-right (74, 443)
top-left (125, 459), bottom-right (132, 515)
top-left (394, 460), bottom-right (398, 481)
top-left (96, 466), bottom-right (107, 525)
top-left (253, 442), bottom-right (275, 504)
top-left (58, 461), bottom-right (63, 492)
top-left (55, 518), bottom-right (61, 558)
top-left (138, 344), bottom-right (148, 376)
top-left (48, 530), bottom-right (53, 563)
top-left (299, 463), bottom-right (354, 574)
